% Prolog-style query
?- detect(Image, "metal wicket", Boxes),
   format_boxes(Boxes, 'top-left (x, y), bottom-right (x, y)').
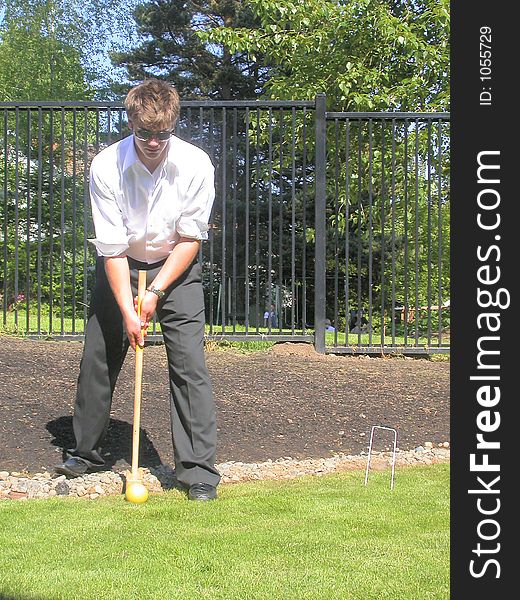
top-left (364, 425), bottom-right (398, 490)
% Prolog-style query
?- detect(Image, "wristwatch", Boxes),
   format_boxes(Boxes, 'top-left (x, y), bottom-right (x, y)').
top-left (146, 285), bottom-right (165, 299)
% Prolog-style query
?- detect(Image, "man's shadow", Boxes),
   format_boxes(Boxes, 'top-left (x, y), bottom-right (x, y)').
top-left (46, 416), bottom-right (162, 470)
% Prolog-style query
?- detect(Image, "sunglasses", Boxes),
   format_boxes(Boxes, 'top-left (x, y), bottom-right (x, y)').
top-left (133, 128), bottom-right (174, 142)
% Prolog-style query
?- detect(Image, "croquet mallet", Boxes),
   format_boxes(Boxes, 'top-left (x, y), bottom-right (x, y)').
top-left (124, 270), bottom-right (149, 503)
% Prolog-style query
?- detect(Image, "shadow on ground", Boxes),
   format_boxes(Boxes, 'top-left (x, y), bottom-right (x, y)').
top-left (46, 416), bottom-right (163, 470)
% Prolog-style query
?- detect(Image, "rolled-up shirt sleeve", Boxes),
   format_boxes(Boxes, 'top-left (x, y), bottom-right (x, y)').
top-left (176, 159), bottom-right (215, 240)
top-left (88, 162), bottom-right (130, 257)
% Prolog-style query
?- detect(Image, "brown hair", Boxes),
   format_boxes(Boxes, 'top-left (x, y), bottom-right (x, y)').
top-left (124, 79), bottom-right (180, 130)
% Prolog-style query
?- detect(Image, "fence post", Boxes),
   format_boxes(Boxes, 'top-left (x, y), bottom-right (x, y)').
top-left (314, 93), bottom-right (327, 354)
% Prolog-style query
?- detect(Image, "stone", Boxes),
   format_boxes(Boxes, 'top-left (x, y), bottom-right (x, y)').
top-left (12, 481), bottom-right (29, 493)
top-left (55, 481), bottom-right (70, 496)
top-left (0, 443), bottom-right (452, 501)
top-left (8, 491), bottom-right (28, 500)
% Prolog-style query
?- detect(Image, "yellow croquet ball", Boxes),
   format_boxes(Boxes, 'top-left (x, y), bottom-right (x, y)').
top-left (125, 482), bottom-right (149, 504)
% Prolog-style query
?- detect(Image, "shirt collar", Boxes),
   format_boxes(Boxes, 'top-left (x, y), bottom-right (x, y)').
top-left (121, 135), bottom-right (176, 175)
top-left (121, 136), bottom-right (139, 174)
top-left (164, 136), bottom-right (180, 174)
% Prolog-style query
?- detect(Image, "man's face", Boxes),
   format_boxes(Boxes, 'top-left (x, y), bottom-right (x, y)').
top-left (128, 118), bottom-right (174, 164)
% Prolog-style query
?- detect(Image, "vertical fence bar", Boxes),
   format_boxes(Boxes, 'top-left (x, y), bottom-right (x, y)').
top-left (231, 108), bottom-right (237, 332)
top-left (301, 108), bottom-right (308, 335)
top-left (71, 109), bottom-right (78, 334)
top-left (94, 110), bottom-right (100, 150)
top-left (255, 108), bottom-right (260, 334)
top-left (277, 108), bottom-right (284, 332)
top-left (403, 120), bottom-right (409, 345)
top-left (380, 120), bottom-right (386, 347)
top-left (244, 108), bottom-right (250, 333)
top-left (437, 119), bottom-right (444, 344)
top-left (25, 110), bottom-right (31, 334)
top-left (314, 94), bottom-right (327, 353)
top-left (48, 109), bottom-right (55, 334)
top-left (26, 110), bottom-right (32, 333)
top-left (414, 119), bottom-right (420, 345)
top-left (220, 108), bottom-right (227, 331)
top-left (267, 108), bottom-right (273, 333)
top-left (290, 108), bottom-right (296, 334)
top-left (2, 110), bottom-right (7, 326)
top-left (197, 107), bottom-right (205, 300)
top-left (37, 108), bottom-right (43, 335)
top-left (106, 108), bottom-right (112, 145)
top-left (368, 118), bottom-right (373, 345)
top-left (60, 109), bottom-right (66, 335)
top-left (333, 118), bottom-right (340, 347)
top-left (118, 109), bottom-right (124, 141)
top-left (208, 107), bottom-right (215, 333)
top-left (14, 108), bottom-right (20, 330)
top-left (356, 120), bottom-right (362, 345)
top-left (344, 118), bottom-right (351, 346)
top-left (186, 107), bottom-right (192, 140)
top-left (426, 120), bottom-right (433, 345)
top-left (391, 119), bottom-right (397, 345)
top-left (82, 108), bottom-right (89, 333)
top-left (2, 108), bottom-right (9, 327)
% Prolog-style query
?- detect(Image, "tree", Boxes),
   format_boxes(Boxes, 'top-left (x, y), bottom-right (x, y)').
top-left (203, 0), bottom-right (450, 333)
top-left (0, 2), bottom-right (90, 100)
top-left (0, 0), bottom-right (141, 100)
top-left (111, 0), bottom-right (271, 99)
top-left (203, 0), bottom-right (449, 111)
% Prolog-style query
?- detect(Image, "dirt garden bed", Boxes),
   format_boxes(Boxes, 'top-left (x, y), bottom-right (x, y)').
top-left (0, 336), bottom-right (449, 477)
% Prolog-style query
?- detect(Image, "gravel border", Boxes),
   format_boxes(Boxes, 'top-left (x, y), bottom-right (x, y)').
top-left (0, 442), bottom-right (449, 501)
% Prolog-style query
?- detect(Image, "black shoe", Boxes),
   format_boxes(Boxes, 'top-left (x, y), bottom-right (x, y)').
top-left (188, 482), bottom-right (217, 501)
top-left (55, 457), bottom-right (94, 478)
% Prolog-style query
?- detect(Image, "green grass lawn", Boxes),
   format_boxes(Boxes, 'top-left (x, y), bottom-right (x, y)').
top-left (0, 464), bottom-right (449, 600)
top-left (2, 309), bottom-right (448, 350)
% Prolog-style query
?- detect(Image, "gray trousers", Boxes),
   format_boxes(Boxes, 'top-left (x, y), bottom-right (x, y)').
top-left (69, 256), bottom-right (220, 488)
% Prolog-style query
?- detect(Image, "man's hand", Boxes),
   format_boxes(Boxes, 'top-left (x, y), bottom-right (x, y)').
top-left (104, 256), bottom-right (150, 351)
top-left (133, 291), bottom-right (158, 336)
top-left (123, 309), bottom-right (146, 350)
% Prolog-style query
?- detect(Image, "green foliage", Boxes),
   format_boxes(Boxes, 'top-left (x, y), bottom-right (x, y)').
top-left (199, 1), bottom-right (450, 330)
top-left (0, 2), bottom-right (90, 100)
top-left (111, 0), bottom-right (271, 99)
top-left (203, 0), bottom-right (449, 111)
top-left (325, 118), bottom-right (450, 322)
top-left (0, 0), bottom-right (141, 99)
top-left (0, 108), bottom-right (101, 317)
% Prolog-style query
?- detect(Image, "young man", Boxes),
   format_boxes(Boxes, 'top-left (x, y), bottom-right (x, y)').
top-left (56, 79), bottom-right (220, 501)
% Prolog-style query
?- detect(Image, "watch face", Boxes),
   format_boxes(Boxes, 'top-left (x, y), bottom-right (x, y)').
top-left (153, 287), bottom-right (164, 298)
top-left (147, 286), bottom-right (164, 298)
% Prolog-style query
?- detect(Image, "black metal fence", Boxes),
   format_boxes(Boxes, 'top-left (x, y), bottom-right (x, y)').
top-left (0, 96), bottom-right (450, 354)
top-left (315, 96), bottom-right (450, 354)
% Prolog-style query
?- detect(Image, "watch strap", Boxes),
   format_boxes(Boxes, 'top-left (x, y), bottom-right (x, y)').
top-left (146, 286), bottom-right (165, 299)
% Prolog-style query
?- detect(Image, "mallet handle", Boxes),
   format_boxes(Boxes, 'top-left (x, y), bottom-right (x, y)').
top-left (131, 270), bottom-right (147, 479)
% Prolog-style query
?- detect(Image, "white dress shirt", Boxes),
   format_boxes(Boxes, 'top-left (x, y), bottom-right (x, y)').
top-left (88, 134), bottom-right (215, 263)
